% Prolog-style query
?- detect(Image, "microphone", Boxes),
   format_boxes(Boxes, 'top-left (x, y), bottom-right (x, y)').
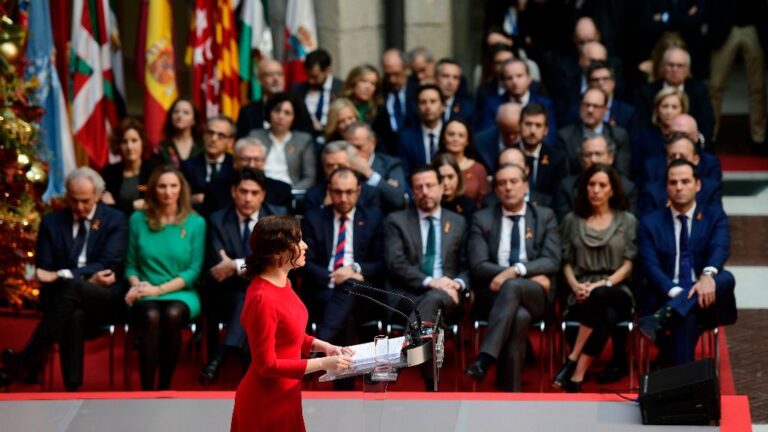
top-left (341, 284), bottom-right (421, 343)
top-left (345, 280), bottom-right (423, 338)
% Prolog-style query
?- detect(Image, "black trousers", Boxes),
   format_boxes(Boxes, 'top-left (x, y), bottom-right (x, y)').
top-left (25, 278), bottom-right (127, 388)
top-left (567, 286), bottom-right (633, 358)
top-left (205, 278), bottom-right (248, 359)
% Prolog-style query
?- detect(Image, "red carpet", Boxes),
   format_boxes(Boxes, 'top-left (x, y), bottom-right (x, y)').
top-left (0, 313), bottom-right (736, 396)
top-left (719, 154), bottom-right (768, 172)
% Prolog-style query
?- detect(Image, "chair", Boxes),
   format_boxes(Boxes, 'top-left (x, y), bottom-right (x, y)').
top-left (43, 324), bottom-right (118, 391)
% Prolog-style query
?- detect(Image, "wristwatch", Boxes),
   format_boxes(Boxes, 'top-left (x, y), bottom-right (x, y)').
top-left (604, 278), bottom-right (613, 288)
top-left (351, 262), bottom-right (362, 274)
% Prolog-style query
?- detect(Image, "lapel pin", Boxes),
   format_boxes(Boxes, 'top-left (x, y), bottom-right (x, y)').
top-left (541, 154), bottom-right (549, 166)
top-left (444, 221), bottom-right (451, 233)
top-left (287, 145), bottom-right (297, 154)
top-left (525, 228), bottom-right (533, 239)
top-left (696, 212), bottom-right (703, 221)
top-left (91, 218), bottom-right (101, 231)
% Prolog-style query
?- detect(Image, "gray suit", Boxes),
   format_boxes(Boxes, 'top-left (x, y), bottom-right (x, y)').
top-left (468, 203), bottom-right (561, 391)
top-left (384, 208), bottom-right (469, 324)
top-left (369, 152), bottom-right (408, 212)
top-left (248, 129), bottom-right (317, 189)
top-left (556, 122), bottom-right (631, 178)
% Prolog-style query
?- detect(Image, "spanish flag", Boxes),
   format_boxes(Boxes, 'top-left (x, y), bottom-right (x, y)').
top-left (143, 0), bottom-right (178, 147)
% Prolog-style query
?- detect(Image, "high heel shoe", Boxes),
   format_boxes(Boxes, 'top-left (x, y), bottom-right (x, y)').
top-left (563, 378), bottom-right (582, 393)
top-left (552, 359), bottom-right (576, 389)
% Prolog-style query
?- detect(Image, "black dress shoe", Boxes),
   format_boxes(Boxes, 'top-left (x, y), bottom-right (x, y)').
top-left (0, 369), bottom-right (11, 389)
top-left (636, 315), bottom-right (662, 343)
top-left (596, 362), bottom-right (629, 384)
top-left (0, 349), bottom-right (37, 383)
top-left (464, 361), bottom-right (487, 381)
top-left (552, 359), bottom-right (576, 388)
top-left (199, 355), bottom-right (224, 384)
top-left (563, 379), bottom-right (582, 393)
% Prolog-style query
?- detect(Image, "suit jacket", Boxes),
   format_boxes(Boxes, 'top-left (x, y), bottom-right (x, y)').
top-left (555, 122), bottom-right (631, 177)
top-left (445, 96), bottom-right (475, 124)
top-left (553, 174), bottom-right (637, 222)
top-left (518, 143), bottom-right (566, 200)
top-left (290, 78), bottom-right (344, 134)
top-left (468, 203), bottom-right (561, 298)
top-left (303, 181), bottom-right (381, 212)
top-left (642, 153), bottom-right (723, 184)
top-left (638, 204), bottom-right (735, 323)
top-left (101, 161), bottom-right (153, 215)
top-left (248, 129), bottom-right (316, 190)
top-left (372, 84), bottom-right (419, 155)
top-left (634, 78), bottom-right (715, 144)
top-left (638, 177), bottom-right (722, 215)
top-left (475, 126), bottom-right (503, 173)
top-left (476, 93), bottom-right (558, 145)
top-left (482, 190), bottom-right (553, 209)
top-left (181, 153), bottom-right (234, 195)
top-left (35, 204), bottom-right (128, 279)
top-left (206, 204), bottom-right (287, 271)
top-left (201, 175), bottom-right (293, 217)
top-left (301, 206), bottom-right (386, 289)
top-left (384, 208), bottom-right (470, 293)
top-left (235, 100), bottom-right (314, 139)
top-left (396, 124), bottom-right (442, 175)
top-left (550, 53), bottom-right (625, 123)
top-left (474, 79), bottom-right (544, 129)
top-left (562, 98), bottom-right (638, 133)
top-left (369, 152), bottom-right (408, 212)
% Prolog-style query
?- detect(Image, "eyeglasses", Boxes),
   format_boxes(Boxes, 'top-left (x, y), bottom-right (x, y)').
top-left (204, 130), bottom-right (233, 140)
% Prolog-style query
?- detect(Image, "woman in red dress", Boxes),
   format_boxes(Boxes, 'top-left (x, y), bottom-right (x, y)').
top-left (231, 215), bottom-right (353, 432)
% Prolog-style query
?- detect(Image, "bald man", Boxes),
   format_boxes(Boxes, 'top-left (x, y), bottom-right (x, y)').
top-left (373, 48), bottom-right (419, 153)
top-left (476, 102), bottom-right (523, 173)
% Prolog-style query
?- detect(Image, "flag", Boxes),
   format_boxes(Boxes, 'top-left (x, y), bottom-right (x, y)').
top-left (238, 0), bottom-right (273, 101)
top-left (108, 0), bottom-right (126, 119)
top-left (133, 0), bottom-right (149, 85)
top-left (284, 0), bottom-right (317, 88)
top-left (70, 0), bottom-right (118, 169)
top-left (215, 0), bottom-right (240, 119)
top-left (23, 0), bottom-right (76, 200)
top-left (188, 0), bottom-right (217, 117)
top-left (144, 0), bottom-right (178, 146)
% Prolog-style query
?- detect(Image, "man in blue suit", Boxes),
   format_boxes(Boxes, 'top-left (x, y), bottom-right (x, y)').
top-left (199, 167), bottom-right (287, 382)
top-left (436, 59), bottom-right (474, 124)
top-left (1, 168), bottom-right (128, 391)
top-left (637, 159), bottom-right (736, 366)
top-left (517, 103), bottom-right (566, 201)
top-left (476, 59), bottom-right (557, 145)
top-left (302, 168), bottom-right (385, 389)
top-left (373, 49), bottom-right (419, 154)
top-left (183, 115), bottom-right (235, 208)
top-left (396, 84), bottom-right (446, 175)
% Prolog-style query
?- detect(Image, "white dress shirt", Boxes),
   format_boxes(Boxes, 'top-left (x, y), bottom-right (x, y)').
top-left (421, 122), bottom-right (443, 164)
top-left (498, 205), bottom-right (529, 275)
top-left (59, 206), bottom-right (98, 279)
top-left (235, 212), bottom-right (259, 276)
top-left (205, 153), bottom-right (226, 182)
top-left (264, 131), bottom-right (293, 185)
top-left (304, 74), bottom-right (333, 125)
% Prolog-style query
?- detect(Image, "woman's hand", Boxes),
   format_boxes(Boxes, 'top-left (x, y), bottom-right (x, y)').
top-left (320, 354), bottom-right (353, 372)
top-left (101, 191), bottom-right (115, 205)
top-left (325, 344), bottom-right (355, 357)
top-left (125, 282), bottom-right (161, 305)
top-left (572, 281), bottom-right (591, 302)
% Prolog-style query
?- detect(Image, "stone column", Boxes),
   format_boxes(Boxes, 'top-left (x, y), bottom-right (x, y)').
top-left (404, 0), bottom-right (452, 59)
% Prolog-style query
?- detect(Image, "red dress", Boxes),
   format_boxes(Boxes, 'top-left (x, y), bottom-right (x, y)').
top-left (231, 276), bottom-right (315, 432)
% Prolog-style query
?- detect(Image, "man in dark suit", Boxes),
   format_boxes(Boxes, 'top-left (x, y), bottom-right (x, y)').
top-left (303, 141), bottom-right (380, 212)
top-left (556, 87), bottom-right (631, 177)
top-left (236, 60), bottom-right (316, 138)
top-left (635, 46), bottom-right (715, 144)
top-left (396, 84), bottom-right (445, 175)
top-left (0, 168), bottom-right (127, 391)
top-left (199, 168), bottom-right (287, 382)
top-left (474, 44), bottom-right (515, 123)
top-left (554, 135), bottom-right (637, 222)
top-left (384, 166), bottom-right (469, 389)
top-left (482, 147), bottom-right (553, 209)
top-left (302, 168), bottom-right (385, 384)
top-left (373, 49), bottom-right (419, 153)
top-left (183, 115), bottom-right (235, 209)
top-left (436, 58), bottom-right (474, 124)
top-left (643, 115), bottom-right (722, 183)
top-left (476, 102), bottom-right (524, 174)
top-left (517, 103), bottom-right (566, 201)
top-left (585, 61), bottom-right (637, 132)
top-left (465, 163), bottom-right (560, 391)
top-left (637, 159), bottom-right (736, 366)
top-left (345, 122), bottom-right (408, 213)
top-left (476, 59), bottom-right (557, 145)
top-left (638, 134), bottom-right (723, 215)
top-left (291, 49), bottom-right (343, 136)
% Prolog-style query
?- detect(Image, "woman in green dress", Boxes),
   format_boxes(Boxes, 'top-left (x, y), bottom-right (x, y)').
top-left (125, 165), bottom-right (205, 390)
top-left (153, 98), bottom-right (205, 168)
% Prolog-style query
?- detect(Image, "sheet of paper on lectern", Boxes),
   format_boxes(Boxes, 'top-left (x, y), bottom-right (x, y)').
top-left (348, 336), bottom-right (405, 366)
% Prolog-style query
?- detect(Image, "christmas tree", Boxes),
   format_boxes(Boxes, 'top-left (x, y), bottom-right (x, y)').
top-left (0, 8), bottom-right (47, 308)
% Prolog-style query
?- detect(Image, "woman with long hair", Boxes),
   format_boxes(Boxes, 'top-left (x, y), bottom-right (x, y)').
top-left (631, 87), bottom-right (689, 178)
top-left (124, 165), bottom-right (205, 390)
top-left (552, 164), bottom-right (637, 392)
top-left (432, 153), bottom-right (476, 220)
top-left (154, 98), bottom-right (205, 168)
top-left (323, 97), bottom-right (360, 143)
top-left (231, 215), bottom-right (353, 432)
top-left (341, 64), bottom-right (381, 124)
top-left (437, 119), bottom-right (489, 206)
top-left (101, 117), bottom-right (153, 214)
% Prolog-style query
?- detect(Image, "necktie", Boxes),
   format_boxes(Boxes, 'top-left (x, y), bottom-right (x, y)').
top-left (422, 217), bottom-right (436, 276)
top-left (678, 215), bottom-right (692, 290)
top-left (509, 215), bottom-right (521, 266)
top-left (209, 162), bottom-right (219, 181)
top-left (71, 219), bottom-right (87, 264)
top-left (242, 219), bottom-right (252, 256)
top-left (333, 215), bottom-right (347, 270)
top-left (526, 155), bottom-right (537, 189)
top-left (428, 132), bottom-right (436, 162)
top-left (315, 89), bottom-right (325, 123)
top-left (393, 93), bottom-right (403, 131)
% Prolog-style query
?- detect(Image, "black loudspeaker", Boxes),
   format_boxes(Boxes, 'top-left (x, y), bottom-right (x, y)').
top-left (638, 358), bottom-right (720, 425)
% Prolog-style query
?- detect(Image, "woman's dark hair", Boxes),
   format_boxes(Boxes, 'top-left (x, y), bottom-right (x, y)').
top-left (432, 153), bottom-right (465, 197)
top-left (437, 119), bottom-right (481, 162)
top-left (162, 98), bottom-right (204, 144)
top-left (573, 163), bottom-right (628, 218)
top-left (264, 92), bottom-right (306, 130)
top-left (110, 116), bottom-right (149, 156)
top-left (245, 215), bottom-right (303, 276)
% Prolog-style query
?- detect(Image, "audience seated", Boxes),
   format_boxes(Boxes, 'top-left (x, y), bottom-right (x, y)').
top-left (465, 163), bottom-right (560, 392)
top-left (407, 46), bottom-right (437, 86)
top-left (152, 98), bottom-right (204, 169)
top-left (637, 160), bottom-right (736, 366)
top-left (182, 115), bottom-right (235, 208)
top-left (482, 147), bottom-right (552, 209)
top-left (432, 154), bottom-right (477, 221)
top-left (437, 119), bottom-right (489, 206)
top-left (476, 102), bottom-right (522, 173)
top-left (0, 168), bottom-right (128, 391)
top-left (124, 165), bottom-right (205, 390)
top-left (516, 103), bottom-right (566, 201)
top-left (435, 59), bottom-right (474, 124)
top-left (397, 84), bottom-right (446, 174)
top-left (373, 49), bottom-right (418, 154)
top-left (323, 98), bottom-right (360, 144)
top-left (199, 168), bottom-right (287, 383)
top-left (291, 49), bottom-right (343, 137)
top-left (102, 117), bottom-right (153, 215)
top-left (630, 87), bottom-right (688, 180)
top-left (341, 64), bottom-right (381, 124)
top-left (553, 164), bottom-right (637, 392)
top-left (582, 61), bottom-right (636, 132)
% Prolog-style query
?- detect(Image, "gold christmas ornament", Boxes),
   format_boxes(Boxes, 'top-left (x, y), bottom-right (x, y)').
top-left (16, 153), bottom-right (30, 166)
top-left (0, 41), bottom-right (19, 62)
top-left (25, 162), bottom-right (46, 184)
